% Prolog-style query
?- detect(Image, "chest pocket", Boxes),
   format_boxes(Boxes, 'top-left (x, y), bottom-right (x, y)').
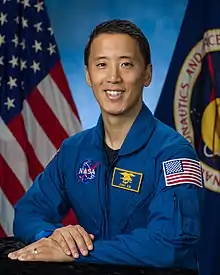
top-left (109, 166), bottom-right (156, 235)
top-left (173, 190), bottom-right (200, 239)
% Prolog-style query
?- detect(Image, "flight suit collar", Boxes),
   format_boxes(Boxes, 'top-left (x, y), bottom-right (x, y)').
top-left (92, 102), bottom-right (156, 155)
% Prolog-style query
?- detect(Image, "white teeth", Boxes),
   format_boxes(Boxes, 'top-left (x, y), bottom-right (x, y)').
top-left (105, 90), bottom-right (123, 96)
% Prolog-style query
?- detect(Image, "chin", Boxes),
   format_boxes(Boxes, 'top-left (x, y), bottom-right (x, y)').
top-left (100, 103), bottom-right (127, 116)
top-left (104, 109), bottom-right (126, 116)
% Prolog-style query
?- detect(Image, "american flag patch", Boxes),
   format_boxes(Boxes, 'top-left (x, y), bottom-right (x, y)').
top-left (162, 158), bottom-right (203, 188)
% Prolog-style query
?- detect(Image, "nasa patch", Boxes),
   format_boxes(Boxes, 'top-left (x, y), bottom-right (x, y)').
top-left (77, 159), bottom-right (100, 184)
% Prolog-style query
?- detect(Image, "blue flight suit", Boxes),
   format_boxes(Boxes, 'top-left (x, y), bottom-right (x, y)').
top-left (13, 103), bottom-right (203, 269)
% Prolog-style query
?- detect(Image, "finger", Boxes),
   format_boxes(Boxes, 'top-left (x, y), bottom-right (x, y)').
top-left (50, 234), bottom-right (71, 256)
top-left (59, 231), bottom-right (79, 258)
top-left (8, 245), bottom-right (35, 259)
top-left (18, 252), bottom-right (43, 262)
top-left (89, 234), bottom-right (95, 240)
top-left (70, 229), bottom-right (89, 256)
top-left (77, 227), bottom-right (94, 251)
top-left (18, 246), bottom-right (45, 262)
top-left (17, 245), bottom-right (73, 263)
top-left (8, 238), bottom-right (47, 260)
top-left (8, 250), bottom-right (21, 259)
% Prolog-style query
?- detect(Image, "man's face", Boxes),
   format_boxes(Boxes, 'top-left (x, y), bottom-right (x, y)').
top-left (86, 33), bottom-right (152, 117)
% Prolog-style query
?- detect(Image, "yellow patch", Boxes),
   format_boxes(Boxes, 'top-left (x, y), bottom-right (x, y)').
top-left (111, 167), bottom-right (143, 193)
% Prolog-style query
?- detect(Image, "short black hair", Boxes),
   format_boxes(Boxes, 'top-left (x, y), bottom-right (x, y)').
top-left (84, 19), bottom-right (151, 67)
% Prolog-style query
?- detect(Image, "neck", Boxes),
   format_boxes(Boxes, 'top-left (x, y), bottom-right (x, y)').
top-left (102, 102), bottom-right (142, 150)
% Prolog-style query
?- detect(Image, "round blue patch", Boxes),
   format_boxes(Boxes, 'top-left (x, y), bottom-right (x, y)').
top-left (77, 159), bottom-right (99, 184)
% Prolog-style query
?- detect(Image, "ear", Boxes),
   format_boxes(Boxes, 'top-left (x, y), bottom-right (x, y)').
top-left (85, 66), bottom-right (92, 87)
top-left (143, 64), bottom-right (152, 87)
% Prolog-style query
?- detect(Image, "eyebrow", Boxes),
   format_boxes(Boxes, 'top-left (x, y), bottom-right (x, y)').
top-left (94, 55), bottom-right (134, 61)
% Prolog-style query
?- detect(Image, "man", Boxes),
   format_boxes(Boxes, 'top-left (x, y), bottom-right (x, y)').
top-left (8, 19), bottom-right (203, 269)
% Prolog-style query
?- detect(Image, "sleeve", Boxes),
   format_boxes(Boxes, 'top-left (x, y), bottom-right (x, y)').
top-left (75, 145), bottom-right (204, 269)
top-left (13, 142), bottom-right (71, 244)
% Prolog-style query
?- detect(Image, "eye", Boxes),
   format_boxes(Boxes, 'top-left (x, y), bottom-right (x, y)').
top-left (121, 62), bottom-right (133, 68)
top-left (96, 63), bottom-right (106, 68)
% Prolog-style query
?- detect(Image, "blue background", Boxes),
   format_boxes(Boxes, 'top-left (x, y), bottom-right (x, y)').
top-left (45, 0), bottom-right (187, 129)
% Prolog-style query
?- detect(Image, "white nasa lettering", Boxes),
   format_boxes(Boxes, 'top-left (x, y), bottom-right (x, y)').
top-left (87, 168), bottom-right (95, 175)
top-left (79, 168), bottom-right (95, 175)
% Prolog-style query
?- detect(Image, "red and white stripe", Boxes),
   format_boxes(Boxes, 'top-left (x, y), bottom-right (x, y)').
top-left (0, 62), bottom-right (81, 237)
top-left (163, 158), bottom-right (203, 188)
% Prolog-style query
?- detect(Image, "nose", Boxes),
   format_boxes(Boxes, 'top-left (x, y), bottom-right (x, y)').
top-left (106, 64), bottom-right (122, 84)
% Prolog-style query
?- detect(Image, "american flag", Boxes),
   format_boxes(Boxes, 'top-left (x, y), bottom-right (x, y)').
top-left (0, 0), bottom-right (81, 237)
top-left (163, 158), bottom-right (203, 188)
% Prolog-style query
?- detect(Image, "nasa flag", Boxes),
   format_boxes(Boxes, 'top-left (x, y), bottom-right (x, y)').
top-left (154, 0), bottom-right (220, 274)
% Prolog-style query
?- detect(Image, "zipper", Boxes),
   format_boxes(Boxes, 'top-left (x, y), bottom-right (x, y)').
top-left (74, 199), bottom-right (98, 226)
top-left (104, 155), bottom-right (118, 239)
top-left (173, 193), bottom-right (177, 237)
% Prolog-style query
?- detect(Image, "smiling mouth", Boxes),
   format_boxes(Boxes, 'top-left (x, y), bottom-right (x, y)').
top-left (104, 90), bottom-right (124, 97)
